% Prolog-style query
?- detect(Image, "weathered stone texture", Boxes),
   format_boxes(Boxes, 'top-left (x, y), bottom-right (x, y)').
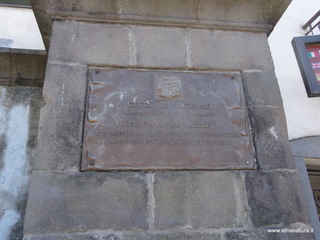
top-left (49, 0), bottom-right (118, 14)
top-left (241, 70), bottom-right (283, 107)
top-left (245, 171), bottom-right (310, 227)
top-left (21, 1), bottom-right (313, 239)
top-left (0, 51), bottom-right (11, 80)
top-left (49, 22), bottom-right (131, 65)
top-left (0, 86), bottom-right (43, 240)
top-left (153, 171), bottom-right (249, 230)
top-left (248, 105), bottom-right (294, 170)
top-left (0, 49), bottom-right (46, 86)
top-left (49, 21), bottom-right (275, 71)
top-left (225, 229), bottom-right (315, 240)
top-left (42, 63), bottom-right (87, 107)
top-left (35, 63), bottom-right (87, 171)
top-left (198, 0), bottom-right (290, 26)
top-left (290, 136), bottom-right (320, 158)
top-left (24, 232), bottom-right (221, 240)
top-left (24, 172), bottom-right (148, 234)
top-left (188, 30), bottom-right (274, 71)
top-left (120, 0), bottom-right (198, 19)
top-left (134, 27), bottom-right (187, 68)
top-left (24, 234), bottom-right (122, 240)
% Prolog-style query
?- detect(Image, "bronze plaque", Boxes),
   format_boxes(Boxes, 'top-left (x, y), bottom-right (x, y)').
top-left (81, 68), bottom-right (254, 171)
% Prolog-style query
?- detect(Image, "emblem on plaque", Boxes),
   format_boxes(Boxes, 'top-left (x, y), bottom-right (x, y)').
top-left (156, 77), bottom-right (181, 99)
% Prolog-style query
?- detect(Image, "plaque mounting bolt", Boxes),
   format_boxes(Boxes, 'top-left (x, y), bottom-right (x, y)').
top-left (245, 161), bottom-right (250, 165)
top-left (88, 160), bottom-right (95, 166)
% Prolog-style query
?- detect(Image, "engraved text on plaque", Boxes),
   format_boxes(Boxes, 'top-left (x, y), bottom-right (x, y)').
top-left (81, 68), bottom-right (254, 170)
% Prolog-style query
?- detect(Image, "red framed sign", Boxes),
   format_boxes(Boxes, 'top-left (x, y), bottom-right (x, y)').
top-left (292, 35), bottom-right (320, 97)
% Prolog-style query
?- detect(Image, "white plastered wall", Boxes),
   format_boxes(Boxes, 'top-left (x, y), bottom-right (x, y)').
top-left (0, 6), bottom-right (44, 50)
top-left (268, 0), bottom-right (320, 140)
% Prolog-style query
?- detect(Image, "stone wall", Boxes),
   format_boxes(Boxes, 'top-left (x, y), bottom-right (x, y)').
top-left (22, 15), bottom-right (316, 239)
top-left (0, 49), bottom-right (45, 240)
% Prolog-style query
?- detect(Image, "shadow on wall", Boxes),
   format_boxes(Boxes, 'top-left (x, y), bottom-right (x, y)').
top-left (0, 39), bottom-right (14, 48)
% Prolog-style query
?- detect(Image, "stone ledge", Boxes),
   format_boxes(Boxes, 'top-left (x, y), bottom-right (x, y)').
top-left (30, 0), bottom-right (291, 50)
top-left (48, 21), bottom-right (274, 71)
top-left (0, 48), bottom-right (47, 87)
top-left (24, 232), bottom-right (221, 240)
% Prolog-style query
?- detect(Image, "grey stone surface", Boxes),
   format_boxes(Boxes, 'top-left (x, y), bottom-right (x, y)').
top-left (30, 0), bottom-right (291, 51)
top-left (42, 63), bottom-right (87, 107)
top-left (0, 49), bottom-right (46, 86)
top-left (241, 70), bottom-right (283, 106)
top-left (24, 234), bottom-right (122, 240)
top-left (0, 86), bottom-right (43, 240)
top-left (293, 156), bottom-right (320, 240)
top-left (12, 52), bottom-right (47, 86)
top-left (198, 0), bottom-right (291, 26)
top-left (135, 26), bottom-right (187, 68)
top-left (225, 229), bottom-right (315, 240)
top-left (24, 232), bottom-right (221, 240)
top-left (153, 171), bottom-right (249, 230)
top-left (35, 104), bottom-right (84, 171)
top-left (188, 30), bottom-right (274, 71)
top-left (120, 0), bottom-right (198, 19)
top-left (48, 0), bottom-right (118, 14)
top-left (225, 229), bottom-right (280, 240)
top-left (0, 52), bottom-right (11, 80)
top-left (35, 63), bottom-right (87, 171)
top-left (290, 136), bottom-right (320, 158)
top-left (49, 21), bottom-right (131, 65)
top-left (48, 22), bottom-right (276, 71)
top-left (248, 105), bottom-right (294, 170)
top-left (245, 171), bottom-right (310, 227)
top-left (127, 232), bottom-right (221, 240)
top-left (24, 172), bottom-right (148, 234)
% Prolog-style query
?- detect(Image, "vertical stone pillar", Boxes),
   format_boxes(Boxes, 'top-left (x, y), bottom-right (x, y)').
top-left (24, 1), bottom-right (316, 239)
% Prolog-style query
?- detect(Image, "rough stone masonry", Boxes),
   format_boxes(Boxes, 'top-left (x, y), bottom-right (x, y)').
top-left (21, 0), bottom-right (317, 239)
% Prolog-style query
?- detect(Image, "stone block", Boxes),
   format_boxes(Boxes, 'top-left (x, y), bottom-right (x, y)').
top-left (49, 0), bottom-right (118, 14)
top-left (12, 52), bottom-right (47, 84)
top-left (0, 50), bottom-right (46, 86)
top-left (42, 63), bottom-right (87, 107)
top-left (188, 29), bottom-right (274, 71)
top-left (134, 26), bottom-right (187, 68)
top-left (34, 63), bottom-right (87, 171)
top-left (198, 0), bottom-right (291, 26)
top-left (49, 21), bottom-right (131, 65)
top-left (248, 105), bottom-right (294, 170)
top-left (120, 0), bottom-right (198, 19)
top-left (24, 172), bottom-right (148, 235)
top-left (241, 70), bottom-right (283, 106)
top-left (153, 171), bottom-right (249, 230)
top-left (35, 103), bottom-right (84, 171)
top-left (198, 0), bottom-right (265, 23)
top-left (245, 171), bottom-right (310, 227)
